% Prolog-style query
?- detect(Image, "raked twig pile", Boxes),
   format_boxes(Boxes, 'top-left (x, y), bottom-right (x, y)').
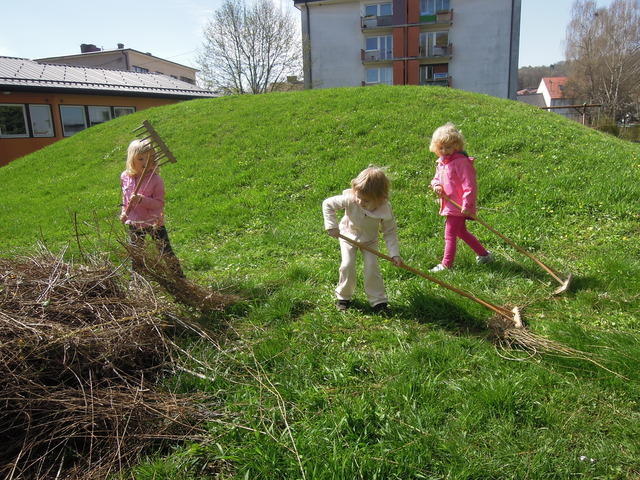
top-left (0, 248), bottom-right (216, 479)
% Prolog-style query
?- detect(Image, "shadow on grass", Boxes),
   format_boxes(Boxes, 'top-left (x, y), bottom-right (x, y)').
top-left (395, 287), bottom-right (488, 335)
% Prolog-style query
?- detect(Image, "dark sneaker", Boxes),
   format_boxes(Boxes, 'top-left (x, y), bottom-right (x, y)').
top-left (336, 300), bottom-right (351, 311)
top-left (371, 302), bottom-right (389, 314)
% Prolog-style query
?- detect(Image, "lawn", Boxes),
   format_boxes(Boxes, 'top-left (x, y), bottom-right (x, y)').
top-left (1, 86), bottom-right (639, 479)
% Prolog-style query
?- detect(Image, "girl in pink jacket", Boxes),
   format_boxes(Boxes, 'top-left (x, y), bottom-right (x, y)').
top-left (429, 123), bottom-right (492, 272)
top-left (120, 139), bottom-right (183, 277)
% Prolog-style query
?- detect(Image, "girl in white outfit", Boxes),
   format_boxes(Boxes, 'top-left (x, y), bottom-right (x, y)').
top-left (322, 167), bottom-right (403, 312)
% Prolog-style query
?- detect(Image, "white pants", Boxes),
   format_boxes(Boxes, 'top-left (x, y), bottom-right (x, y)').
top-left (336, 237), bottom-right (387, 306)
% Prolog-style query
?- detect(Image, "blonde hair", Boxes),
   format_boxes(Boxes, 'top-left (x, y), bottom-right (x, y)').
top-left (125, 139), bottom-right (155, 176)
top-left (350, 166), bottom-right (390, 201)
top-left (429, 122), bottom-right (465, 157)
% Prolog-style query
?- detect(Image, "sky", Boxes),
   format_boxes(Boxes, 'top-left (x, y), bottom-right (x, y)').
top-left (0, 0), bottom-right (617, 70)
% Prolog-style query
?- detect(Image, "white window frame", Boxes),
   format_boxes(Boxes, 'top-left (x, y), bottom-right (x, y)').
top-left (0, 103), bottom-right (29, 138)
top-left (419, 31), bottom-right (449, 56)
top-left (29, 104), bottom-right (54, 138)
top-left (365, 35), bottom-right (393, 60)
top-left (88, 105), bottom-right (113, 127)
top-left (366, 67), bottom-right (393, 85)
top-left (113, 106), bottom-right (136, 118)
top-left (364, 3), bottom-right (392, 16)
top-left (60, 105), bottom-right (88, 137)
top-left (420, 0), bottom-right (450, 16)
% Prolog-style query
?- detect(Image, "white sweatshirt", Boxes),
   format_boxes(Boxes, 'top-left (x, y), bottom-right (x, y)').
top-left (322, 189), bottom-right (400, 258)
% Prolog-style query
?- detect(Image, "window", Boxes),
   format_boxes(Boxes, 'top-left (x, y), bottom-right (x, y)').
top-left (88, 106), bottom-right (112, 127)
top-left (420, 64), bottom-right (449, 84)
top-left (366, 67), bottom-right (393, 85)
top-left (365, 35), bottom-right (393, 60)
top-left (60, 105), bottom-right (87, 137)
top-left (0, 104), bottom-right (29, 138)
top-left (365, 3), bottom-right (392, 16)
top-left (114, 106), bottom-right (135, 118)
top-left (419, 31), bottom-right (449, 56)
top-left (132, 65), bottom-right (149, 73)
top-left (420, 0), bottom-right (450, 15)
top-left (180, 76), bottom-right (195, 84)
top-left (29, 105), bottom-right (54, 137)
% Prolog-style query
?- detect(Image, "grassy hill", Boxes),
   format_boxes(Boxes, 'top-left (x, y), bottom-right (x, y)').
top-left (2, 86), bottom-right (640, 479)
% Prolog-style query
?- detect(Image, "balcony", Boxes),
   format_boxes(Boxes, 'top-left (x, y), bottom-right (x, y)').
top-left (420, 76), bottom-right (451, 87)
top-left (418, 43), bottom-right (452, 58)
top-left (360, 49), bottom-right (393, 62)
top-left (419, 9), bottom-right (453, 25)
top-left (361, 15), bottom-right (393, 29)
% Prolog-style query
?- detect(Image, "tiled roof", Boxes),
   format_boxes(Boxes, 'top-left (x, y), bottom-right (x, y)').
top-left (540, 77), bottom-right (569, 99)
top-left (0, 56), bottom-right (216, 98)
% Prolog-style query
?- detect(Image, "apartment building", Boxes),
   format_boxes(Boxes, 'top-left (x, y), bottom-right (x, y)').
top-left (294, 0), bottom-right (521, 99)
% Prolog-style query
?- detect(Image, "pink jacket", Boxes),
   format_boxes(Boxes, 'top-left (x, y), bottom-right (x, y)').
top-left (120, 171), bottom-right (165, 227)
top-left (430, 151), bottom-right (478, 217)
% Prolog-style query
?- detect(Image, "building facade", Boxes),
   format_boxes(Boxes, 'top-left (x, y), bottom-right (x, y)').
top-left (294, 0), bottom-right (521, 99)
top-left (0, 56), bottom-right (215, 166)
top-left (37, 44), bottom-right (197, 84)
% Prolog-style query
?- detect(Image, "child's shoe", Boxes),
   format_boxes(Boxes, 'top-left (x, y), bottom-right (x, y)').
top-left (335, 299), bottom-right (351, 311)
top-left (476, 252), bottom-right (494, 265)
top-left (429, 263), bottom-right (448, 272)
top-left (371, 302), bottom-right (389, 314)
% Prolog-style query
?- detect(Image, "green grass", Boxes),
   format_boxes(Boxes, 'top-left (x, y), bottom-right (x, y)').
top-left (2, 86), bottom-right (640, 479)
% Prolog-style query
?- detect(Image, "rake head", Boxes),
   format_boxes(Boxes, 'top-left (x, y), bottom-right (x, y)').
top-left (553, 273), bottom-right (573, 295)
top-left (132, 120), bottom-right (177, 166)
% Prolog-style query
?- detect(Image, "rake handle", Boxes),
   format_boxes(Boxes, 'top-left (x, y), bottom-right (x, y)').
top-left (336, 233), bottom-right (513, 318)
top-left (439, 194), bottom-right (564, 285)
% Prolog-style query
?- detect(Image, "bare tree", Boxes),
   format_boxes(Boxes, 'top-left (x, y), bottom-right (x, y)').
top-left (197, 0), bottom-right (302, 95)
top-left (565, 0), bottom-right (640, 122)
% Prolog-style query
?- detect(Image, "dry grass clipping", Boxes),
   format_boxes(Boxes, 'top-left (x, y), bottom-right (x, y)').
top-left (122, 241), bottom-right (239, 312)
top-left (0, 248), bottom-right (217, 479)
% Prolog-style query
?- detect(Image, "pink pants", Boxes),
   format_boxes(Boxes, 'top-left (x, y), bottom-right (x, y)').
top-left (441, 215), bottom-right (488, 268)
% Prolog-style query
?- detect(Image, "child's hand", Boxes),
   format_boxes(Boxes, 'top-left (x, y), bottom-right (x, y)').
top-left (119, 213), bottom-right (127, 223)
top-left (132, 194), bottom-right (145, 202)
top-left (392, 256), bottom-right (403, 267)
top-left (327, 228), bottom-right (340, 238)
top-left (432, 185), bottom-right (443, 195)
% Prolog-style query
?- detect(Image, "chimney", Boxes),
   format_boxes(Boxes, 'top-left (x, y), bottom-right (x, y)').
top-left (117, 43), bottom-right (124, 49)
top-left (80, 44), bottom-right (100, 53)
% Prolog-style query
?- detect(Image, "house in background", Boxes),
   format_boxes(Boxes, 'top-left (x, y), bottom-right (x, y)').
top-left (516, 87), bottom-right (545, 107)
top-left (0, 56), bottom-right (216, 166)
top-left (37, 43), bottom-right (197, 84)
top-left (293, 0), bottom-right (521, 99)
top-left (535, 76), bottom-right (580, 120)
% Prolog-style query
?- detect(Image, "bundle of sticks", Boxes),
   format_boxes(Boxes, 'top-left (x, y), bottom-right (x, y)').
top-left (0, 249), bottom-right (215, 479)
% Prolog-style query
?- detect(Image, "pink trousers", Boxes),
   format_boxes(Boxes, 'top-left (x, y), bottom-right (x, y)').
top-left (441, 215), bottom-right (488, 268)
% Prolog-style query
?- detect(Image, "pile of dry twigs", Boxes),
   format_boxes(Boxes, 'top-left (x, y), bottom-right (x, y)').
top-left (0, 247), bottom-right (217, 479)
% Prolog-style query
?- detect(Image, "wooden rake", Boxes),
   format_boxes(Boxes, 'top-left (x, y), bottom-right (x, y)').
top-left (132, 120), bottom-right (178, 167)
top-left (439, 193), bottom-right (572, 295)
top-left (124, 120), bottom-right (178, 217)
top-left (337, 233), bottom-right (523, 328)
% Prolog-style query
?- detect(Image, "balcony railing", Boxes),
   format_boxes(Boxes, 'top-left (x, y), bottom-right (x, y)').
top-left (360, 49), bottom-right (393, 62)
top-left (361, 15), bottom-right (393, 28)
top-left (418, 43), bottom-right (452, 58)
top-left (419, 76), bottom-right (451, 87)
top-left (419, 9), bottom-right (453, 24)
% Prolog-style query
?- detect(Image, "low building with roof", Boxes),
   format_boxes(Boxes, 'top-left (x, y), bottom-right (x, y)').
top-left (36, 43), bottom-right (198, 85)
top-left (536, 76), bottom-right (578, 120)
top-left (0, 56), bottom-right (216, 166)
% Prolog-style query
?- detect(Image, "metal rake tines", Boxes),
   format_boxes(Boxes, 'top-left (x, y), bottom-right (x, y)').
top-left (132, 120), bottom-right (177, 166)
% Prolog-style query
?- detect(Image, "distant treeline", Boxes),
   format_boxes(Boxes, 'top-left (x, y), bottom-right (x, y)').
top-left (518, 62), bottom-right (569, 90)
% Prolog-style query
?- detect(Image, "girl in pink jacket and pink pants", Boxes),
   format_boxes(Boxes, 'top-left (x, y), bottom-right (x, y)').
top-left (429, 123), bottom-right (492, 272)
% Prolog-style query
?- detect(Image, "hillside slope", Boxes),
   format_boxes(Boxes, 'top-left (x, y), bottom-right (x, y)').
top-left (2, 86), bottom-right (640, 478)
